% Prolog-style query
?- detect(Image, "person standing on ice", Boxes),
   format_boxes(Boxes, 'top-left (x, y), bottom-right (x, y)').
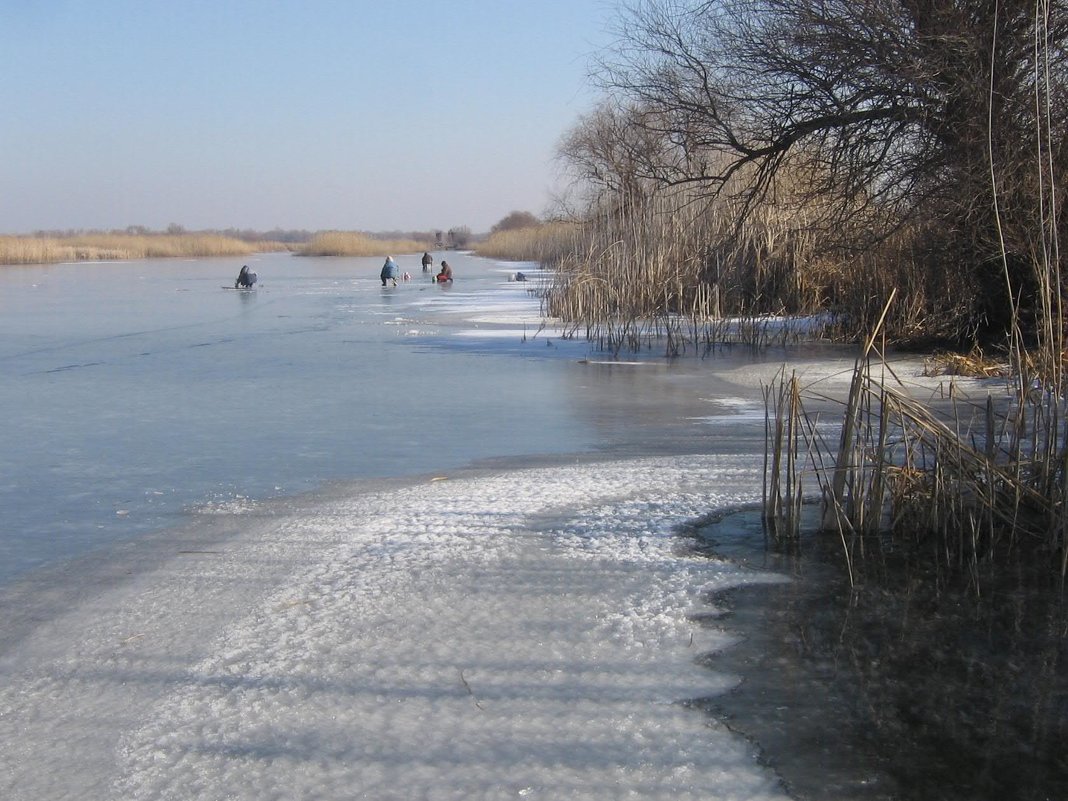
top-left (380, 256), bottom-right (399, 286)
top-left (421, 251), bottom-right (433, 272)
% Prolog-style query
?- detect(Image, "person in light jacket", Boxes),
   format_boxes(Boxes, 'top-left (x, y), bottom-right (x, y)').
top-left (380, 256), bottom-right (399, 286)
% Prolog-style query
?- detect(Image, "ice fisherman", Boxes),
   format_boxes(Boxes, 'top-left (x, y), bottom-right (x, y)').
top-left (421, 252), bottom-right (433, 272)
top-left (381, 256), bottom-right (400, 286)
top-left (436, 260), bottom-right (453, 283)
top-left (235, 265), bottom-right (257, 288)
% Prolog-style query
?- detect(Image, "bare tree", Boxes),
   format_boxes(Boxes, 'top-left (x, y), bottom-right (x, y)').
top-left (447, 226), bottom-right (472, 248)
top-left (490, 211), bottom-right (541, 233)
top-left (557, 102), bottom-right (673, 210)
top-left (593, 0), bottom-right (1068, 340)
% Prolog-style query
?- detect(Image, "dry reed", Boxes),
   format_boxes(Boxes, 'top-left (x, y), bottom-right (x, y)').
top-left (295, 231), bottom-right (429, 257)
top-left (763, 290), bottom-right (1068, 584)
top-left (764, 20), bottom-right (1068, 580)
top-left (0, 233), bottom-right (285, 265)
top-left (540, 181), bottom-right (834, 355)
top-left (474, 222), bottom-right (581, 264)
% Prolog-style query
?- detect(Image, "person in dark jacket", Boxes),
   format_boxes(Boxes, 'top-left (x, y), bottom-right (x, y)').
top-left (421, 252), bottom-right (433, 272)
top-left (235, 265), bottom-right (257, 288)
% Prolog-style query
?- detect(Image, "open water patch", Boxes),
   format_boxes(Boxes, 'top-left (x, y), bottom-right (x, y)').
top-left (690, 507), bottom-right (1068, 801)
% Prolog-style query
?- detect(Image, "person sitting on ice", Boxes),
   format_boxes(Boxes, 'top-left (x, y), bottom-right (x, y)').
top-left (436, 260), bottom-right (453, 283)
top-left (235, 265), bottom-right (257, 288)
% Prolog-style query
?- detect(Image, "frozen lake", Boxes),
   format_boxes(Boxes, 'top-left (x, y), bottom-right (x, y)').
top-left (0, 251), bottom-right (794, 584)
top-left (2, 250), bottom-right (841, 800)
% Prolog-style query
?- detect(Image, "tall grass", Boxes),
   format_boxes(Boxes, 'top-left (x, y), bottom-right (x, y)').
top-left (545, 148), bottom-right (1023, 351)
top-left (474, 222), bottom-right (582, 263)
top-left (295, 231), bottom-right (430, 257)
top-left (539, 181), bottom-right (839, 355)
top-left (0, 233), bottom-right (286, 265)
top-left (764, 313), bottom-right (1067, 584)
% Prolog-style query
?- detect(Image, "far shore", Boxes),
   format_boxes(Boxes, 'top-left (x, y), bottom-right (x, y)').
top-left (0, 232), bottom-right (289, 265)
top-left (0, 230), bottom-right (451, 266)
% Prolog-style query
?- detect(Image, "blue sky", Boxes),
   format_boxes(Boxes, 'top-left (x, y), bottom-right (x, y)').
top-left (0, 0), bottom-right (617, 234)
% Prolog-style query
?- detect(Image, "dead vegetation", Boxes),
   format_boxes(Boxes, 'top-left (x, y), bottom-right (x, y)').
top-left (764, 293), bottom-right (1068, 583)
top-left (0, 233), bottom-right (284, 265)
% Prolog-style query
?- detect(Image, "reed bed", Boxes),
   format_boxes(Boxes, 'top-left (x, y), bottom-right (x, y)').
top-left (763, 292), bottom-right (1068, 584)
top-left (0, 233), bottom-right (284, 265)
top-left (540, 183), bottom-right (835, 355)
top-left (295, 231), bottom-right (429, 257)
top-left (546, 145), bottom-right (1023, 352)
top-left (549, 91), bottom-right (1067, 578)
top-left (474, 221), bottom-right (582, 264)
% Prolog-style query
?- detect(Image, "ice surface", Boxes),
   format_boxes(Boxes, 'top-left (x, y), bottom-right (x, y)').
top-left (1, 454), bottom-right (791, 800)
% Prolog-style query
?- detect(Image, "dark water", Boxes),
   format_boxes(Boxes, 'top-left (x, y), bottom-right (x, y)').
top-left (690, 508), bottom-right (1068, 801)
